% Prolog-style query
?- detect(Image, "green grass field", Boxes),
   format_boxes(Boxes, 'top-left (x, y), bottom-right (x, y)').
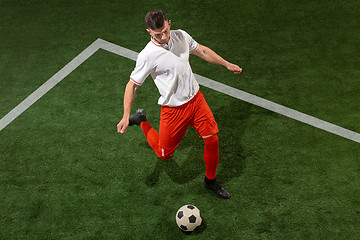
top-left (1, 0), bottom-right (360, 239)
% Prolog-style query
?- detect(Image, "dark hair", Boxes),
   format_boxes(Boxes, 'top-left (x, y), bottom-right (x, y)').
top-left (145, 10), bottom-right (168, 30)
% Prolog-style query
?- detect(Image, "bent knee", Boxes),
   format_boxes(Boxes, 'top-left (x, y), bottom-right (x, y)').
top-left (157, 148), bottom-right (175, 160)
top-left (159, 154), bottom-right (173, 160)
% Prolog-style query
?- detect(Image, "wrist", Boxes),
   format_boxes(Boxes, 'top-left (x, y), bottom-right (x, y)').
top-left (122, 114), bottom-right (130, 120)
top-left (224, 61), bottom-right (231, 68)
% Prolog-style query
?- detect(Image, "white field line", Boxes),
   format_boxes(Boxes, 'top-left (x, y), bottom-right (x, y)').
top-left (0, 39), bottom-right (102, 132)
top-left (1, 38), bottom-right (359, 144)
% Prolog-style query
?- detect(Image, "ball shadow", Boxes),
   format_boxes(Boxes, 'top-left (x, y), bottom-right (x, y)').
top-left (178, 218), bottom-right (207, 236)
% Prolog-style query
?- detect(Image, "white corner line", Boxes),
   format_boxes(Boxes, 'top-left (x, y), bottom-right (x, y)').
top-left (1, 38), bottom-right (360, 144)
top-left (0, 39), bottom-right (102, 132)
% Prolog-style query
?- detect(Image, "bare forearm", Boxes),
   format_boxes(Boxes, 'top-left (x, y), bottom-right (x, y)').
top-left (196, 45), bottom-right (229, 67)
top-left (122, 80), bottom-right (138, 119)
top-left (193, 44), bottom-right (242, 74)
top-left (117, 80), bottom-right (138, 134)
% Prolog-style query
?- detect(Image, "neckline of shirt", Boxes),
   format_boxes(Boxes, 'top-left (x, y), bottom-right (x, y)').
top-left (151, 37), bottom-right (172, 49)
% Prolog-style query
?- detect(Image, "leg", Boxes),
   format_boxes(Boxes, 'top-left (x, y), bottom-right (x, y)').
top-left (158, 106), bottom-right (190, 159)
top-left (191, 92), bottom-right (220, 179)
top-left (127, 109), bottom-right (170, 160)
top-left (140, 106), bottom-right (190, 160)
top-left (203, 134), bottom-right (219, 180)
top-left (202, 133), bottom-right (230, 199)
top-left (191, 92), bottom-right (230, 199)
top-left (140, 121), bottom-right (170, 159)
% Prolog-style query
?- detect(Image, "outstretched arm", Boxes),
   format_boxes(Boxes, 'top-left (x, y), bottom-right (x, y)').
top-left (192, 44), bottom-right (242, 74)
top-left (117, 80), bottom-right (138, 134)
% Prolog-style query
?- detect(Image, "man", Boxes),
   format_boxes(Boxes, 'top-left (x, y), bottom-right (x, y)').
top-left (117, 10), bottom-right (242, 199)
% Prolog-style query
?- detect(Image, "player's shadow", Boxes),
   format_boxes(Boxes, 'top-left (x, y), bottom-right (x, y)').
top-left (145, 129), bottom-right (204, 187)
top-left (145, 97), bottom-right (251, 187)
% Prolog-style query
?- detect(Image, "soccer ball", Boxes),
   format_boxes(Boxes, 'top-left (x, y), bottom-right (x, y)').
top-left (175, 205), bottom-right (202, 232)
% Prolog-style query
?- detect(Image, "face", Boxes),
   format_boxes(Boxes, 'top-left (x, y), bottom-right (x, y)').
top-left (147, 20), bottom-right (171, 44)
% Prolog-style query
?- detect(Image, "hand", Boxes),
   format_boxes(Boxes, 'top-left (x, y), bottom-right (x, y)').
top-left (226, 63), bottom-right (242, 74)
top-left (117, 117), bottom-right (129, 134)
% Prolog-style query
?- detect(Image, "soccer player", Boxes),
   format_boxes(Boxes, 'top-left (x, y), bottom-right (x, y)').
top-left (117, 10), bottom-right (242, 199)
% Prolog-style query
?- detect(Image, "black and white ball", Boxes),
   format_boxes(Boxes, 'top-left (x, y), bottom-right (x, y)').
top-left (175, 205), bottom-right (202, 232)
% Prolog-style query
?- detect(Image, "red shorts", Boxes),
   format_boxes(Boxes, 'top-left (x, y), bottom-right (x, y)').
top-left (159, 91), bottom-right (219, 158)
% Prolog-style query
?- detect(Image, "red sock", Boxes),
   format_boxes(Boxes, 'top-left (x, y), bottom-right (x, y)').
top-left (203, 134), bottom-right (219, 180)
top-left (140, 121), bottom-right (161, 157)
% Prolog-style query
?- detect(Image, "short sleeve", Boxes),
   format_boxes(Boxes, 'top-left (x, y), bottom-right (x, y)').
top-left (180, 30), bottom-right (199, 53)
top-left (129, 54), bottom-right (152, 86)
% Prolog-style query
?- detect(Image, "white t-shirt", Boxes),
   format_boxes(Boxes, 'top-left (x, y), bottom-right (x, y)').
top-left (130, 29), bottom-right (200, 107)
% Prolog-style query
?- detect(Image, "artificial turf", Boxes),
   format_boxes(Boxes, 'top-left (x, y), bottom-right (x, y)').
top-left (1, 0), bottom-right (360, 239)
